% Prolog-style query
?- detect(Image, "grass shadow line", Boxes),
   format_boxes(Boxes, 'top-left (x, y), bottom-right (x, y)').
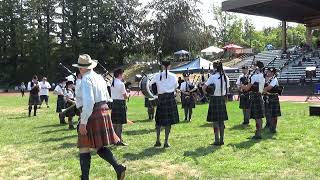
top-left (123, 147), bottom-right (165, 161)
top-left (124, 129), bottom-right (154, 136)
top-left (183, 145), bottom-right (220, 164)
top-left (200, 123), bottom-right (212, 128)
top-left (42, 134), bottom-right (77, 143)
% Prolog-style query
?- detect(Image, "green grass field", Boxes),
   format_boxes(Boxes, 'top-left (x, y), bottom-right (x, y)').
top-left (1, 93), bottom-right (320, 179)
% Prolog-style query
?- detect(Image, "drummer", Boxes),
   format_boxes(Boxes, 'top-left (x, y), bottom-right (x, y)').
top-left (180, 72), bottom-right (196, 121)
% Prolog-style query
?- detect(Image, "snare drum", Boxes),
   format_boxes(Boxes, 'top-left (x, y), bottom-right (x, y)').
top-left (140, 74), bottom-right (157, 99)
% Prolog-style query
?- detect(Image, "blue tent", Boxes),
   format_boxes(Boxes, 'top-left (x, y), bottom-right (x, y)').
top-left (170, 57), bottom-right (239, 73)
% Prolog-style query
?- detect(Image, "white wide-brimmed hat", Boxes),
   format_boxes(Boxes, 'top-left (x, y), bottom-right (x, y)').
top-left (72, 54), bottom-right (98, 69)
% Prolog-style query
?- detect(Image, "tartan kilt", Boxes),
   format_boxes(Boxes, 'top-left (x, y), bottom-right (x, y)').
top-left (56, 95), bottom-right (65, 113)
top-left (78, 103), bottom-right (120, 148)
top-left (65, 102), bottom-right (76, 117)
top-left (265, 95), bottom-right (281, 118)
top-left (249, 92), bottom-right (265, 119)
top-left (207, 96), bottom-right (228, 122)
top-left (155, 93), bottom-right (179, 126)
top-left (111, 100), bottom-right (127, 124)
top-left (181, 94), bottom-right (196, 109)
top-left (239, 92), bottom-right (250, 109)
top-left (144, 98), bottom-right (158, 108)
top-left (28, 94), bottom-right (40, 106)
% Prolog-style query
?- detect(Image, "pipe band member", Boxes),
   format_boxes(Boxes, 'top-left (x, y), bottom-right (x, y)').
top-left (203, 61), bottom-right (230, 146)
top-left (72, 54), bottom-right (126, 180)
top-left (111, 68), bottom-right (129, 146)
top-left (53, 78), bottom-right (67, 124)
top-left (145, 97), bottom-right (157, 120)
top-left (264, 67), bottom-right (281, 133)
top-left (236, 65), bottom-right (251, 125)
top-left (39, 77), bottom-right (51, 109)
top-left (27, 75), bottom-right (40, 117)
top-left (150, 59), bottom-right (179, 148)
top-left (65, 81), bottom-right (76, 130)
top-left (242, 61), bottom-right (265, 140)
top-left (180, 72), bottom-right (196, 122)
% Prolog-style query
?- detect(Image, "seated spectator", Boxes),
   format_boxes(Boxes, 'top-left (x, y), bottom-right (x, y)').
top-left (298, 61), bottom-right (302, 67)
top-left (302, 56), bottom-right (307, 62)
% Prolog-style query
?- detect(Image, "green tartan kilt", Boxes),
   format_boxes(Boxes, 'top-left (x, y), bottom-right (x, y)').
top-left (111, 100), bottom-right (127, 124)
top-left (249, 92), bottom-right (264, 119)
top-left (207, 96), bottom-right (228, 122)
top-left (155, 93), bottom-right (179, 126)
top-left (265, 95), bottom-right (281, 118)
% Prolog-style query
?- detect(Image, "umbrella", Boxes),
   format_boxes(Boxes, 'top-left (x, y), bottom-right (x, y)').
top-left (223, 44), bottom-right (243, 49)
top-left (201, 46), bottom-right (224, 55)
top-left (174, 50), bottom-right (190, 55)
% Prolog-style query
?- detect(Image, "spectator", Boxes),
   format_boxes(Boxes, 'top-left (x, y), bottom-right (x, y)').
top-left (20, 82), bottom-right (26, 97)
top-left (298, 61), bottom-right (302, 67)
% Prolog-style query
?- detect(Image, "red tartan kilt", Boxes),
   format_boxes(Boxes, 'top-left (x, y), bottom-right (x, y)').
top-left (78, 104), bottom-right (120, 149)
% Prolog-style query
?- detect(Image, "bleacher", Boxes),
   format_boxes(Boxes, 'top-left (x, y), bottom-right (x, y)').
top-left (233, 50), bottom-right (282, 68)
top-left (279, 54), bottom-right (320, 83)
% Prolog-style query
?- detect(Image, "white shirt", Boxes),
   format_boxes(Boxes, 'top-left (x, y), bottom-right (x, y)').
top-left (205, 72), bottom-right (230, 96)
top-left (250, 73), bottom-right (265, 93)
top-left (80, 70), bottom-right (111, 125)
top-left (39, 81), bottom-right (51, 96)
top-left (269, 77), bottom-right (279, 87)
top-left (180, 81), bottom-right (196, 92)
top-left (236, 74), bottom-right (245, 87)
top-left (75, 79), bottom-right (83, 108)
top-left (66, 89), bottom-right (75, 100)
top-left (111, 78), bottom-right (126, 100)
top-left (150, 71), bottom-right (178, 94)
top-left (54, 84), bottom-right (66, 96)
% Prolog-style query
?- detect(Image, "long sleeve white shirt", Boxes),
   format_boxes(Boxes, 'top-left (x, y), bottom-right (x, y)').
top-left (80, 70), bottom-right (111, 125)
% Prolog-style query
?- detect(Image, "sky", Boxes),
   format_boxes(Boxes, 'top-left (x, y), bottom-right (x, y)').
top-left (140, 0), bottom-right (298, 31)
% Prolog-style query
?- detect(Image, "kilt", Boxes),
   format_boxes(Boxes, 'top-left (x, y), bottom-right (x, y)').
top-left (144, 98), bottom-right (158, 108)
top-left (239, 92), bottom-right (250, 109)
top-left (28, 94), bottom-right (40, 106)
top-left (249, 92), bottom-right (264, 119)
top-left (155, 93), bottom-right (179, 126)
top-left (78, 103), bottom-right (120, 148)
top-left (265, 95), bottom-right (281, 118)
top-left (181, 94), bottom-right (195, 109)
top-left (207, 96), bottom-right (228, 122)
top-left (111, 100), bottom-right (127, 124)
top-left (56, 95), bottom-right (65, 113)
top-left (65, 102), bottom-right (76, 117)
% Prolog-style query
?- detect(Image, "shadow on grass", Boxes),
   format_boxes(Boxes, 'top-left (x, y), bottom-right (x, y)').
top-left (42, 134), bottom-right (77, 142)
top-left (229, 124), bottom-right (250, 130)
top-left (40, 128), bottom-right (71, 134)
top-left (228, 132), bottom-right (276, 149)
top-left (183, 145), bottom-right (220, 164)
top-left (124, 129), bottom-right (154, 136)
top-left (57, 142), bottom-right (77, 149)
top-left (35, 124), bottom-right (66, 128)
top-left (200, 123), bottom-right (212, 128)
top-left (123, 147), bottom-right (165, 161)
top-left (7, 116), bottom-right (28, 120)
top-left (133, 119), bottom-right (153, 124)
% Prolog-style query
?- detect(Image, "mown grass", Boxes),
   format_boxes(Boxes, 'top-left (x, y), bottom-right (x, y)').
top-left (0, 93), bottom-right (320, 179)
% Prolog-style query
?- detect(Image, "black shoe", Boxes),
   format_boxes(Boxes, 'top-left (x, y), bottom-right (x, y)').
top-left (164, 143), bottom-right (170, 148)
top-left (69, 125), bottom-right (75, 130)
top-left (242, 122), bottom-right (249, 126)
top-left (220, 141), bottom-right (225, 145)
top-left (47, 106), bottom-right (49, 108)
top-left (211, 142), bottom-right (221, 146)
top-left (184, 118), bottom-right (187, 121)
top-left (154, 141), bottom-right (161, 147)
top-left (270, 128), bottom-right (277, 134)
top-left (116, 141), bottom-right (128, 146)
top-left (252, 135), bottom-right (262, 140)
top-left (60, 121), bottom-right (67, 124)
top-left (116, 164), bottom-right (126, 180)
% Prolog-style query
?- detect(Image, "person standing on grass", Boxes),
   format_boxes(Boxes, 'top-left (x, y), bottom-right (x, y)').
top-left (27, 75), bottom-right (40, 117)
top-left (241, 61), bottom-right (265, 139)
top-left (150, 59), bottom-right (179, 148)
top-left (203, 61), bottom-right (230, 146)
top-left (236, 66), bottom-right (251, 126)
top-left (65, 81), bottom-right (76, 130)
top-left (39, 77), bottom-right (51, 109)
top-left (180, 73), bottom-right (196, 122)
top-left (111, 68), bottom-right (129, 146)
top-left (20, 82), bottom-right (26, 97)
top-left (53, 78), bottom-right (67, 124)
top-left (73, 54), bottom-right (126, 180)
top-left (264, 67), bottom-right (281, 133)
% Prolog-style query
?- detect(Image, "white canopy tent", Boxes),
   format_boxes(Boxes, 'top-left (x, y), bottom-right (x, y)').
top-left (201, 46), bottom-right (224, 56)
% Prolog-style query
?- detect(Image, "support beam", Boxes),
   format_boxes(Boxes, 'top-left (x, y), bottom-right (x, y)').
top-left (282, 21), bottom-right (287, 51)
top-left (306, 26), bottom-right (313, 47)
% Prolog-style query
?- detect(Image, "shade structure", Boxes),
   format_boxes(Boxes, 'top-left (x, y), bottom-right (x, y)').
top-left (201, 46), bottom-right (224, 55)
top-left (174, 50), bottom-right (190, 55)
top-left (223, 44), bottom-right (243, 49)
top-left (170, 57), bottom-right (239, 73)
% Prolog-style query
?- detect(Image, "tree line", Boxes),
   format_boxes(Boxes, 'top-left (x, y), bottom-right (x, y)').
top-left (0, 0), bottom-right (309, 85)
